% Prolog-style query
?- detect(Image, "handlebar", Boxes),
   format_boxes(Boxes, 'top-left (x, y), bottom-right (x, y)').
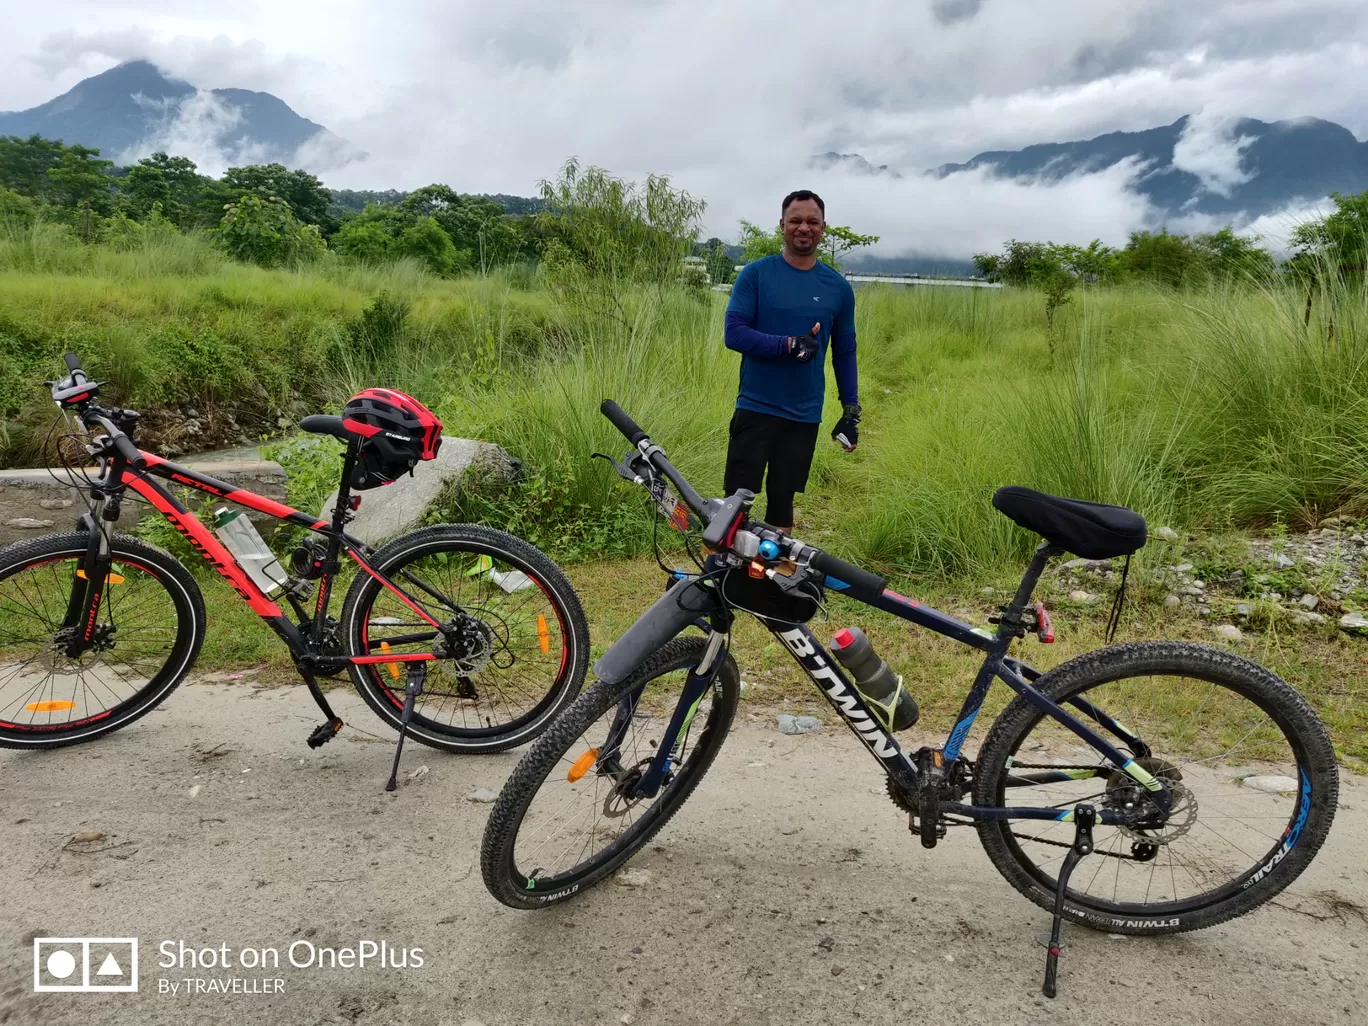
top-left (92, 415), bottom-right (147, 472)
top-left (599, 398), bottom-right (888, 603)
top-left (806, 548), bottom-right (887, 603)
top-left (600, 399), bottom-right (648, 446)
top-left (50, 353), bottom-right (146, 471)
top-left (600, 399), bottom-right (711, 520)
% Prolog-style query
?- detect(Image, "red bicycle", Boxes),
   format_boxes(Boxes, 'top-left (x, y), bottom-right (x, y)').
top-left (0, 354), bottom-right (589, 784)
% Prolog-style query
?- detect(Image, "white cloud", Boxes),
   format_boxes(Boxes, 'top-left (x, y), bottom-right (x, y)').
top-left (2, 0), bottom-right (1366, 258)
top-left (1171, 110), bottom-right (1257, 198)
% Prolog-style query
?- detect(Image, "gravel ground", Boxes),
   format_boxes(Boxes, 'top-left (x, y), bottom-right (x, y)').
top-left (2, 680), bottom-right (1364, 1026)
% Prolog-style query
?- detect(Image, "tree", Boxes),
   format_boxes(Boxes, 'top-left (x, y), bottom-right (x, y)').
top-left (45, 144), bottom-right (115, 213)
top-left (221, 164), bottom-right (335, 232)
top-left (821, 225), bottom-right (879, 269)
top-left (1194, 226), bottom-right (1275, 281)
top-left (972, 251), bottom-right (1001, 281)
top-left (396, 215), bottom-right (463, 275)
top-left (120, 153), bottom-right (206, 227)
top-left (331, 207), bottom-right (399, 262)
top-left (737, 219), bottom-right (783, 263)
top-left (703, 239), bottom-right (734, 285)
top-left (535, 158), bottom-right (706, 321)
top-left (1289, 191), bottom-right (1368, 280)
top-left (0, 134), bottom-right (67, 200)
top-left (1120, 230), bottom-right (1208, 288)
top-left (0, 187), bottom-right (36, 233)
top-left (214, 193), bottom-right (325, 267)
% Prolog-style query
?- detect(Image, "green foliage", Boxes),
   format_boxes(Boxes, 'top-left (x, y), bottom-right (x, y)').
top-left (221, 163), bottom-right (335, 232)
top-left (535, 158), bottom-right (706, 319)
top-left (1289, 191), bottom-right (1368, 280)
top-left (214, 193), bottom-right (325, 268)
top-left (822, 225), bottom-right (880, 269)
top-left (259, 433), bottom-right (343, 519)
top-left (737, 219), bottom-right (783, 263)
top-left (0, 188), bottom-right (36, 232)
top-left (45, 144), bottom-right (115, 213)
top-left (0, 135), bottom-right (67, 200)
top-left (346, 290), bottom-right (411, 362)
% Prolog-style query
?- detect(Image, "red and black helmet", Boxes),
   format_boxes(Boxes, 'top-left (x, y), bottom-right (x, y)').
top-left (342, 388), bottom-right (443, 489)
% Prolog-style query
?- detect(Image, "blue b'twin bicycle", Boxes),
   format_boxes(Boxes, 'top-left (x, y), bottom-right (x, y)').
top-left (480, 401), bottom-right (1339, 997)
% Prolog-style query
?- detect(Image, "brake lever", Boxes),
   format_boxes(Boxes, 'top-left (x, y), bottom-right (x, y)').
top-left (590, 451), bottom-right (646, 485)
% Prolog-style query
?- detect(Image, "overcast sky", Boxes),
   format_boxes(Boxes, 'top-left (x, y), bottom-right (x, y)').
top-left (3, 0), bottom-right (1367, 256)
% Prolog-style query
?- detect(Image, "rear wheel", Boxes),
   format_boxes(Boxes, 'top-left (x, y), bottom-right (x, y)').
top-left (0, 532), bottom-right (204, 749)
top-left (341, 524), bottom-right (589, 753)
top-left (974, 641), bottom-right (1338, 934)
top-left (481, 636), bottom-right (739, 909)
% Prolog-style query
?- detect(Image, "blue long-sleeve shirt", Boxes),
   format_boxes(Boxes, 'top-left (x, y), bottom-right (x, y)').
top-left (724, 254), bottom-right (858, 423)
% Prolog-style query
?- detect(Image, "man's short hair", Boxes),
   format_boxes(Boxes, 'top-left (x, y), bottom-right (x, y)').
top-left (781, 190), bottom-right (825, 218)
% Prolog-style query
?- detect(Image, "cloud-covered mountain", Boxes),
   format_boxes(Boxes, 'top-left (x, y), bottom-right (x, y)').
top-left (0, 59), bottom-right (360, 174)
top-left (928, 113), bottom-right (1368, 223)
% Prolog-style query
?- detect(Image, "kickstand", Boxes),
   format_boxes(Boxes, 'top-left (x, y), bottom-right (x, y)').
top-left (384, 662), bottom-right (427, 792)
top-left (1042, 803), bottom-right (1096, 999)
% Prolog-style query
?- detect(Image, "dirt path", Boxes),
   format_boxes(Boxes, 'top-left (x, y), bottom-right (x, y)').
top-left (2, 680), bottom-right (1364, 1026)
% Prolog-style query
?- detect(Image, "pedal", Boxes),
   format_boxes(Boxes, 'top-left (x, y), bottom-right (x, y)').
top-left (384, 662), bottom-right (427, 792)
top-left (307, 718), bottom-right (344, 748)
top-left (1041, 803), bottom-right (1096, 999)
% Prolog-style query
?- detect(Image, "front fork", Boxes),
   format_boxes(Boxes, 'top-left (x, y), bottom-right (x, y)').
top-left (598, 628), bottom-right (729, 799)
top-left (61, 508), bottom-right (115, 656)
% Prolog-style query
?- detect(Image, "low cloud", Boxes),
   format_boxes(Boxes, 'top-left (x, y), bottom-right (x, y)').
top-left (1171, 109), bottom-right (1257, 197)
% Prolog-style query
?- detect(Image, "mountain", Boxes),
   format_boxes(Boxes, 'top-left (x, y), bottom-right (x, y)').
top-left (813, 115), bottom-right (1368, 224)
top-left (809, 151), bottom-right (903, 178)
top-left (930, 115), bottom-right (1368, 221)
top-left (0, 60), bottom-right (358, 171)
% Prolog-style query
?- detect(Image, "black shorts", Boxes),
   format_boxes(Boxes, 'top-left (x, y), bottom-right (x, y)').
top-left (723, 408), bottom-right (820, 526)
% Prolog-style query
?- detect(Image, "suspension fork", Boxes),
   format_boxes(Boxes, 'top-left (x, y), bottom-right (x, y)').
top-left (61, 496), bottom-right (119, 656)
top-left (596, 629), bottom-right (729, 798)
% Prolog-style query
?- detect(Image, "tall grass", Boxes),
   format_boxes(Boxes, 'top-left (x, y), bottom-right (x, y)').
top-left (3, 245), bottom-right (1365, 577)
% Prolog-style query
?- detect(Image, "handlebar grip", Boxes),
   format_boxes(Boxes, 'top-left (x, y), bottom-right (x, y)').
top-left (600, 400), bottom-right (648, 445)
top-left (110, 430), bottom-right (147, 471)
top-left (64, 353), bottom-right (82, 372)
top-left (809, 549), bottom-right (886, 602)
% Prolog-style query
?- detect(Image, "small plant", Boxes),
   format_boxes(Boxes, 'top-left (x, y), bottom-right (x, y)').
top-left (346, 290), bottom-right (410, 364)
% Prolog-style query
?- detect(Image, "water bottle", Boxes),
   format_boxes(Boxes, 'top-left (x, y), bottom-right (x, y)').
top-left (213, 507), bottom-right (289, 596)
top-left (830, 627), bottom-right (919, 731)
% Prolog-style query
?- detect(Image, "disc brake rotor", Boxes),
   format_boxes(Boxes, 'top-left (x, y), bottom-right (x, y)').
top-left (1106, 757), bottom-right (1198, 844)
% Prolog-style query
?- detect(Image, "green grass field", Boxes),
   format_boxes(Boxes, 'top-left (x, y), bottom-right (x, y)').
top-left (2, 231), bottom-right (1366, 761)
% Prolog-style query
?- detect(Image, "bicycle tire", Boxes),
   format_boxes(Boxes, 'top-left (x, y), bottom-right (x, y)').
top-left (340, 524), bottom-right (589, 753)
top-left (481, 636), bottom-right (739, 909)
top-left (973, 640), bottom-right (1338, 935)
top-left (0, 531), bottom-right (205, 749)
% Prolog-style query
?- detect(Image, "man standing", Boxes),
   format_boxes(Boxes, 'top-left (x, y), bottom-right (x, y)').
top-left (722, 189), bottom-right (860, 532)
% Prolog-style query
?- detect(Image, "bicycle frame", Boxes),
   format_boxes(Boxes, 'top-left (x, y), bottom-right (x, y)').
top-left (620, 543), bottom-right (1170, 828)
top-left (63, 443), bottom-right (450, 720)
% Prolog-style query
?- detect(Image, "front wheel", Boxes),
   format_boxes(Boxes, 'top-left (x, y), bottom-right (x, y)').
top-left (481, 636), bottom-right (740, 909)
top-left (973, 641), bottom-right (1338, 935)
top-left (0, 532), bottom-right (205, 749)
top-left (341, 524), bottom-right (589, 753)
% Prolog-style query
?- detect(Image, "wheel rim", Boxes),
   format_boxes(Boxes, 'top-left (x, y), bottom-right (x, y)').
top-left (358, 542), bottom-right (573, 737)
top-left (994, 669), bottom-right (1313, 915)
top-left (0, 554), bottom-right (182, 732)
top-left (510, 661), bottom-right (723, 891)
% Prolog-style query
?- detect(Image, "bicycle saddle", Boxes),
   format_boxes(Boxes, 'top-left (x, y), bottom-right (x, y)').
top-left (299, 414), bottom-right (352, 441)
top-left (992, 486), bottom-right (1147, 560)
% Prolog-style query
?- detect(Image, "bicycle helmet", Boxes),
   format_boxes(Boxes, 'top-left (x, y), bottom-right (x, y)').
top-left (342, 387), bottom-right (443, 489)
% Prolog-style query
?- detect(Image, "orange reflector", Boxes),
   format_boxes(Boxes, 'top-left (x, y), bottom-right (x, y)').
top-left (76, 570), bottom-right (124, 584)
top-left (567, 748), bottom-right (598, 783)
top-left (380, 641), bottom-right (401, 680)
top-left (26, 700), bottom-right (76, 712)
top-left (537, 615), bottom-right (550, 654)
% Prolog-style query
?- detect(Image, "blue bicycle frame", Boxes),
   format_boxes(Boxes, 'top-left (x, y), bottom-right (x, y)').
top-left (605, 541), bottom-right (1170, 828)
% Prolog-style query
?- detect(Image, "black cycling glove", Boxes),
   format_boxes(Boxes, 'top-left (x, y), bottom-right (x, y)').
top-left (788, 333), bottom-right (818, 363)
top-left (832, 403), bottom-right (861, 450)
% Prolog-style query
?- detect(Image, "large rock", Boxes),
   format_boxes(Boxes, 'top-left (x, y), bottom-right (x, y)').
top-left (319, 439), bottom-right (519, 547)
top-left (0, 459), bottom-right (287, 547)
